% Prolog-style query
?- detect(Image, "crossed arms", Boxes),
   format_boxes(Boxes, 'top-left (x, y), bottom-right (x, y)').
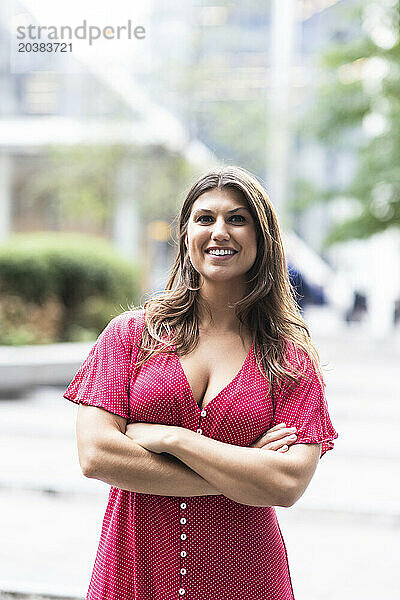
top-left (76, 404), bottom-right (320, 508)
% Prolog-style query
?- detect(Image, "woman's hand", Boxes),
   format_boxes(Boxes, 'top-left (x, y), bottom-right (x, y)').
top-left (250, 422), bottom-right (297, 453)
top-left (125, 422), bottom-right (178, 454)
top-left (125, 421), bottom-right (297, 455)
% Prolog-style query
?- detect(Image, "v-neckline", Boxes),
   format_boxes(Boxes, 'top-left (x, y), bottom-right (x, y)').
top-left (175, 341), bottom-right (254, 413)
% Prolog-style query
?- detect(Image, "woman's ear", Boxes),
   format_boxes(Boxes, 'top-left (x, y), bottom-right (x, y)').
top-left (184, 234), bottom-right (188, 248)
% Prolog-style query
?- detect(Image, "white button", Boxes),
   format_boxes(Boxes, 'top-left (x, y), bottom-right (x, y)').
top-left (180, 517), bottom-right (186, 525)
top-left (180, 533), bottom-right (187, 540)
top-left (179, 589), bottom-right (185, 596)
top-left (180, 550), bottom-right (187, 558)
top-left (180, 568), bottom-right (187, 575)
top-left (196, 428), bottom-right (202, 434)
top-left (201, 409), bottom-right (207, 417)
top-left (180, 502), bottom-right (186, 509)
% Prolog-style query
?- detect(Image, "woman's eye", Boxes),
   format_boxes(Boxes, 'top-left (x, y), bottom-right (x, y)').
top-left (195, 214), bottom-right (246, 224)
top-left (196, 215), bottom-right (213, 223)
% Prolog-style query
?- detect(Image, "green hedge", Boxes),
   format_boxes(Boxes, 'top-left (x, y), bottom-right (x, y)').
top-left (0, 232), bottom-right (141, 345)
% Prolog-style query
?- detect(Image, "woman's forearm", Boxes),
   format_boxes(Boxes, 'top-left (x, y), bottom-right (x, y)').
top-left (86, 429), bottom-right (221, 497)
top-left (163, 428), bottom-right (292, 507)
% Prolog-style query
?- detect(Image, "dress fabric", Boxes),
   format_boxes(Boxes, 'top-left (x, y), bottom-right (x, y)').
top-left (64, 309), bottom-right (338, 600)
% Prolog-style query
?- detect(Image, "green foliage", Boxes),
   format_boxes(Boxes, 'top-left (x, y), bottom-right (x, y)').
top-left (0, 294), bottom-right (63, 345)
top-left (301, 79), bottom-right (370, 148)
top-left (0, 232), bottom-right (141, 345)
top-left (298, 0), bottom-right (400, 243)
top-left (290, 178), bottom-right (331, 211)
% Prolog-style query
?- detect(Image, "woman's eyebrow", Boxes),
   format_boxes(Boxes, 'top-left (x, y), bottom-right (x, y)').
top-left (192, 207), bottom-right (250, 217)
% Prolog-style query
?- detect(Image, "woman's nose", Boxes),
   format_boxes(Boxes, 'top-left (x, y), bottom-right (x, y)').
top-left (211, 218), bottom-right (230, 241)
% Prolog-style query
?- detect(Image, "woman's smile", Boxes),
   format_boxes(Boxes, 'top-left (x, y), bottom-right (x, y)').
top-left (207, 253), bottom-right (236, 263)
top-left (205, 246), bottom-right (238, 261)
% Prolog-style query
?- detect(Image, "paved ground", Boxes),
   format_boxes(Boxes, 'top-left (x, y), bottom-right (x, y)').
top-left (1, 307), bottom-right (399, 599)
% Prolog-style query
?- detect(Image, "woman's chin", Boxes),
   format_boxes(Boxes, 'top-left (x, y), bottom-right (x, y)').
top-left (200, 270), bottom-right (246, 285)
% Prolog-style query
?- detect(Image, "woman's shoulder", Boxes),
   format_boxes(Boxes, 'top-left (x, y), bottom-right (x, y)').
top-left (105, 308), bottom-right (146, 342)
top-left (282, 338), bottom-right (317, 373)
top-left (282, 338), bottom-right (325, 391)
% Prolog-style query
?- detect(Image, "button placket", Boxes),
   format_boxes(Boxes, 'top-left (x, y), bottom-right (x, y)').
top-left (178, 411), bottom-right (208, 598)
top-left (197, 406), bottom-right (207, 435)
top-left (179, 500), bottom-right (188, 596)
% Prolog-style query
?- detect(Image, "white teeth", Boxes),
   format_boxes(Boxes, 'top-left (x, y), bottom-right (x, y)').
top-left (208, 249), bottom-right (235, 256)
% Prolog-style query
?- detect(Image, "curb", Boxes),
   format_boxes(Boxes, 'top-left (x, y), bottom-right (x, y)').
top-left (0, 583), bottom-right (84, 600)
top-left (0, 342), bottom-right (92, 395)
top-left (0, 591), bottom-right (82, 600)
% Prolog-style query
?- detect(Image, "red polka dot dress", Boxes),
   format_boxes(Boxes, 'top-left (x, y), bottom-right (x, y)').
top-left (64, 309), bottom-right (338, 600)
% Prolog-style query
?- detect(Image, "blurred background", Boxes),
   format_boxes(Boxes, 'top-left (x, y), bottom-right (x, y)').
top-left (0, 0), bottom-right (399, 599)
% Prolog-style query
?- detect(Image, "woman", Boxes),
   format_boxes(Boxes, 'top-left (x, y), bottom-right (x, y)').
top-left (64, 165), bottom-right (338, 600)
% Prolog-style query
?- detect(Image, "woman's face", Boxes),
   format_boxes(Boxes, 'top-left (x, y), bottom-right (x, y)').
top-left (185, 187), bottom-right (258, 286)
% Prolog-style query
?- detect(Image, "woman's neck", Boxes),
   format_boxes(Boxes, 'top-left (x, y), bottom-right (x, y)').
top-left (197, 280), bottom-right (246, 333)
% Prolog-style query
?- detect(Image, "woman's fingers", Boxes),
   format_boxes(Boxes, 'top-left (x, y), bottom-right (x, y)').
top-left (259, 427), bottom-right (297, 444)
top-left (266, 422), bottom-right (287, 432)
top-left (250, 423), bottom-right (290, 447)
top-left (250, 427), bottom-right (297, 449)
top-left (250, 423), bottom-right (298, 450)
top-left (265, 428), bottom-right (296, 443)
top-left (261, 435), bottom-right (297, 450)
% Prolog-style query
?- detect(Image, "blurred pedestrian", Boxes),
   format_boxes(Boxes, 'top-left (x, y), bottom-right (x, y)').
top-left (288, 263), bottom-right (326, 311)
top-left (345, 290), bottom-right (368, 323)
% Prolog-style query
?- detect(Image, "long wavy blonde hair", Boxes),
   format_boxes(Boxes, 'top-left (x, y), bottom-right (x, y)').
top-left (130, 165), bottom-right (323, 401)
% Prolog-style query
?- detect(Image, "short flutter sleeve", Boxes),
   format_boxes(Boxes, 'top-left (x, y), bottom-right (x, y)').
top-left (63, 311), bottom-right (142, 419)
top-left (272, 347), bottom-right (338, 458)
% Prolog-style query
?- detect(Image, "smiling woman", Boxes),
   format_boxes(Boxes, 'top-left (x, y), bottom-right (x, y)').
top-left (64, 165), bottom-right (338, 600)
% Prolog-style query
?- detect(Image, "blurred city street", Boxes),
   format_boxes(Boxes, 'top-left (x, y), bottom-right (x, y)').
top-left (0, 308), bottom-right (399, 600)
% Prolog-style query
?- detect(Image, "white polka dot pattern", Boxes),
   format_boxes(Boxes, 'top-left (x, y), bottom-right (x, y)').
top-left (64, 309), bottom-right (338, 600)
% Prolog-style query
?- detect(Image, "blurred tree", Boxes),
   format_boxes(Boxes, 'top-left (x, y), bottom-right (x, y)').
top-left (298, 0), bottom-right (400, 245)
